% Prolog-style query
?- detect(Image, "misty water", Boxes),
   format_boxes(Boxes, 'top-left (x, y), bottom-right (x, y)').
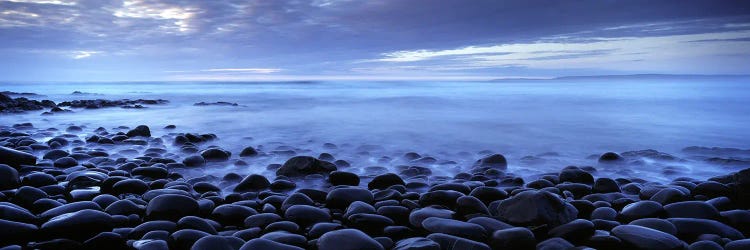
top-left (2, 76), bottom-right (750, 184)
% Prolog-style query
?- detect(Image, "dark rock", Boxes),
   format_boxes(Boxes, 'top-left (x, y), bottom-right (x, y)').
top-left (495, 190), bottom-right (577, 227)
top-left (664, 201), bottom-right (720, 219)
top-left (234, 174), bottom-right (270, 192)
top-left (182, 155), bottom-right (206, 167)
top-left (146, 194), bottom-right (199, 221)
top-left (239, 238), bottom-right (303, 250)
top-left (426, 233), bottom-right (490, 250)
top-left (593, 178), bottom-right (621, 193)
top-left (191, 235), bottom-right (245, 250)
top-left (41, 209), bottom-right (114, 241)
top-left (547, 219), bottom-right (595, 245)
top-left (40, 201), bottom-right (103, 220)
top-left (408, 207), bottom-right (454, 228)
top-left (474, 154), bottom-right (507, 169)
top-left (210, 204), bottom-right (257, 226)
top-left (105, 199), bottom-right (146, 216)
top-left (668, 218), bottom-right (744, 240)
top-left (112, 178), bottom-right (150, 195)
top-left (126, 125), bottom-right (151, 137)
top-left (239, 146), bottom-right (258, 157)
top-left (0, 164), bottom-right (20, 190)
top-left (725, 239), bottom-right (750, 250)
top-left (318, 229), bottom-right (385, 250)
top-left (650, 187), bottom-right (688, 205)
top-left (421, 217), bottom-right (486, 241)
top-left (326, 187), bottom-right (374, 208)
top-left (82, 232), bottom-right (127, 250)
top-left (536, 237), bottom-right (574, 250)
top-left (598, 152), bottom-right (624, 163)
top-left (0, 146), bottom-right (37, 168)
top-left (559, 167), bottom-right (594, 184)
top-left (612, 225), bottom-right (684, 250)
top-left (620, 200), bottom-right (665, 222)
top-left (393, 237), bottom-right (440, 250)
top-left (276, 156), bottom-right (337, 177)
top-left (0, 219), bottom-right (38, 246)
top-left (329, 171), bottom-right (360, 186)
top-left (285, 205), bottom-right (331, 227)
top-left (490, 227), bottom-right (536, 250)
top-left (201, 148), bottom-right (231, 161)
top-left (469, 186), bottom-right (508, 204)
top-left (53, 156), bottom-right (78, 168)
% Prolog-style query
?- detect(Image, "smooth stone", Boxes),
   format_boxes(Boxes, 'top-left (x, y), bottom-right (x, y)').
top-left (21, 172), bottom-right (56, 187)
top-left (105, 199), bottom-right (146, 216)
top-left (192, 235), bottom-right (246, 250)
top-left (112, 179), bottom-right (150, 195)
top-left (393, 237), bottom-right (440, 250)
top-left (475, 154), bottom-right (507, 169)
top-left (664, 201), bottom-right (721, 219)
top-left (591, 207), bottom-right (618, 220)
top-left (426, 233), bottom-right (490, 250)
top-left (688, 240), bottom-right (724, 250)
top-left (260, 231), bottom-right (306, 247)
top-left (282, 204), bottom-right (328, 225)
top-left (668, 218), bottom-right (744, 240)
top-left (239, 146), bottom-right (258, 157)
top-left (234, 174), bottom-right (270, 192)
top-left (243, 213), bottom-right (282, 228)
top-left (239, 238), bottom-right (303, 250)
top-left (408, 207), bottom-right (454, 228)
top-left (611, 225), bottom-right (684, 250)
top-left (41, 209), bottom-right (114, 241)
top-left (348, 213), bottom-right (395, 235)
top-left (276, 156), bottom-right (337, 177)
top-left (0, 219), bottom-right (38, 246)
top-left (40, 201), bottom-right (102, 220)
top-left (536, 237), bottom-right (574, 250)
top-left (0, 164), bottom-right (20, 190)
top-left (54, 156), bottom-right (78, 168)
top-left (146, 194), bottom-right (199, 221)
top-left (490, 227), bottom-right (536, 250)
top-left (82, 232), bottom-right (127, 250)
top-left (201, 148), bottom-right (231, 162)
top-left (326, 187), bottom-right (374, 208)
top-left (129, 221), bottom-right (177, 239)
top-left (725, 239), bottom-right (750, 250)
top-left (126, 125), bottom-right (151, 137)
top-left (620, 200), bottom-right (665, 221)
top-left (182, 155), bottom-right (206, 167)
top-left (421, 217), bottom-right (486, 241)
top-left (170, 229), bottom-right (210, 249)
top-left (495, 190), bottom-right (577, 227)
top-left (0, 146), bottom-right (36, 168)
top-left (598, 152), bottom-right (624, 163)
top-left (629, 218), bottom-right (677, 236)
top-left (328, 171), bottom-right (360, 186)
top-left (368, 173), bottom-right (406, 190)
top-left (547, 219), bottom-right (595, 244)
top-left (210, 204), bottom-right (258, 226)
top-left (318, 229), bottom-right (384, 250)
top-left (177, 216), bottom-right (218, 234)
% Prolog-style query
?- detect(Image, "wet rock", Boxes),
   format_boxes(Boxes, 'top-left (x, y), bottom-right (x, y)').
top-left (192, 235), bottom-right (245, 250)
top-left (126, 125), bottom-right (151, 137)
top-left (612, 225), bottom-right (684, 250)
top-left (240, 238), bottom-right (303, 250)
top-left (598, 152), bottom-right (624, 163)
top-left (0, 146), bottom-right (37, 168)
top-left (725, 239), bottom-right (750, 250)
top-left (369, 173), bottom-right (405, 190)
top-left (536, 237), bottom-right (574, 250)
top-left (276, 156), bottom-right (337, 177)
top-left (210, 204), bottom-right (257, 226)
top-left (112, 178), bottom-right (150, 195)
top-left (548, 219), bottom-right (595, 245)
top-left (234, 174), bottom-right (270, 192)
top-left (664, 201), bottom-right (720, 219)
top-left (146, 194), bottom-right (200, 221)
top-left (329, 171), bottom-right (360, 186)
top-left (0, 164), bottom-right (20, 190)
top-left (421, 217), bottom-right (486, 241)
top-left (559, 166), bottom-right (594, 184)
top-left (201, 148), bottom-right (231, 161)
top-left (82, 232), bottom-right (127, 250)
top-left (593, 178), bottom-right (621, 193)
top-left (426, 233), bottom-right (490, 250)
top-left (41, 209), bottom-right (114, 241)
top-left (285, 205), bottom-right (331, 227)
top-left (490, 227), bottom-right (536, 250)
top-left (474, 154), bottom-right (507, 169)
top-left (620, 200), bottom-right (665, 222)
top-left (0, 219), bottom-right (38, 246)
top-left (239, 146), bottom-right (258, 157)
top-left (495, 190), bottom-right (577, 227)
top-left (668, 218), bottom-right (744, 240)
top-left (182, 155), bottom-right (206, 167)
top-left (318, 229), bottom-right (384, 250)
top-left (393, 237), bottom-right (440, 250)
top-left (326, 187), bottom-right (374, 209)
top-left (408, 207), bottom-right (454, 228)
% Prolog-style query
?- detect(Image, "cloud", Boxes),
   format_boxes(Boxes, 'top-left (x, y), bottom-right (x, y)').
top-left (200, 68), bottom-right (282, 73)
top-left (71, 50), bottom-right (99, 59)
top-left (1, 0), bottom-right (76, 6)
top-left (367, 27), bottom-right (750, 74)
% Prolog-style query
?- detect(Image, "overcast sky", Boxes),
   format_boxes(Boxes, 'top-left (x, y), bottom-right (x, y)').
top-left (1, 0), bottom-right (749, 81)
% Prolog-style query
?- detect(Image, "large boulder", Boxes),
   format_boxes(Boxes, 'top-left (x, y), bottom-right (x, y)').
top-left (495, 190), bottom-right (577, 227)
top-left (277, 156), bottom-right (337, 177)
top-left (0, 146), bottom-right (36, 168)
top-left (126, 125), bottom-right (151, 137)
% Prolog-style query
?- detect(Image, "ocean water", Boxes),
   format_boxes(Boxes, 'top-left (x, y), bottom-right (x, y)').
top-left (2, 76), bottom-right (750, 183)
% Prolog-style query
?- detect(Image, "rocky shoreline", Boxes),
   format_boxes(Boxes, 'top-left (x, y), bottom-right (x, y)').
top-left (0, 93), bottom-right (167, 115)
top-left (1, 123), bottom-right (749, 250)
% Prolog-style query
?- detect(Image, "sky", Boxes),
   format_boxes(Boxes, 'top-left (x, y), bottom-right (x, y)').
top-left (0, 0), bottom-right (749, 81)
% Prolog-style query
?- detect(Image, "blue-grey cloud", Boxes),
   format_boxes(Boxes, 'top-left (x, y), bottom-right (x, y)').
top-left (0, 0), bottom-right (749, 81)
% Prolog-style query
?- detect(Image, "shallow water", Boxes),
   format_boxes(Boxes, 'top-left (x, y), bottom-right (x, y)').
top-left (2, 76), bottom-right (750, 183)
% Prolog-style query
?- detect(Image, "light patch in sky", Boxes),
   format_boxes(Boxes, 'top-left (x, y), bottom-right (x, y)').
top-left (113, 0), bottom-right (197, 32)
top-left (72, 50), bottom-right (99, 59)
top-left (372, 30), bottom-right (750, 73)
top-left (201, 68), bottom-right (283, 73)
top-left (1, 0), bottom-right (76, 5)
